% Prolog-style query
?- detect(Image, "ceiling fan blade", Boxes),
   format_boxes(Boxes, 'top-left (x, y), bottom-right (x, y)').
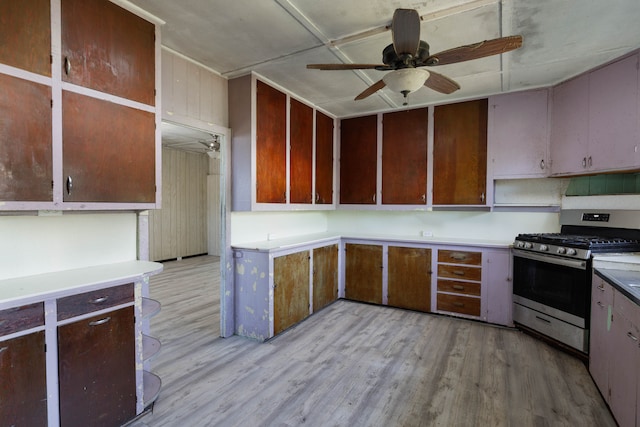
top-left (424, 71), bottom-right (460, 94)
top-left (392, 9), bottom-right (421, 56)
top-left (354, 79), bottom-right (386, 101)
top-left (427, 35), bottom-right (523, 66)
top-left (307, 63), bottom-right (385, 70)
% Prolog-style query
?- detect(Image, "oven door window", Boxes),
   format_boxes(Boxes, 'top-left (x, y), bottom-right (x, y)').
top-left (513, 255), bottom-right (589, 319)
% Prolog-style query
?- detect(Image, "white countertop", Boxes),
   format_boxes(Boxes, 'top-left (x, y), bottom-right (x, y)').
top-left (593, 253), bottom-right (640, 271)
top-left (0, 260), bottom-right (163, 309)
top-left (231, 232), bottom-right (513, 252)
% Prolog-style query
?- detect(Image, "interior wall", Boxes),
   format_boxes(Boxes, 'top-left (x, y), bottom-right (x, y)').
top-left (0, 213), bottom-right (137, 281)
top-left (149, 147), bottom-right (209, 261)
top-left (230, 211), bottom-right (330, 245)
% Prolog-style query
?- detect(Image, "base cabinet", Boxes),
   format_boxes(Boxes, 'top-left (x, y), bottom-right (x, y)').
top-left (345, 243), bottom-right (383, 304)
top-left (313, 244), bottom-right (339, 312)
top-left (436, 249), bottom-right (482, 317)
top-left (387, 246), bottom-right (431, 312)
top-left (274, 251), bottom-right (310, 335)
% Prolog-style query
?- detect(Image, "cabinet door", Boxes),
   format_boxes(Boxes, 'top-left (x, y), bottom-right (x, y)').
top-left (58, 306), bottom-right (136, 427)
top-left (315, 111), bottom-right (334, 204)
top-left (550, 74), bottom-right (590, 175)
top-left (345, 243), bottom-right (383, 304)
top-left (61, 0), bottom-right (155, 105)
top-left (387, 246), bottom-right (431, 312)
top-left (0, 332), bottom-right (47, 426)
top-left (62, 91), bottom-right (155, 203)
top-left (340, 115), bottom-right (377, 204)
top-left (313, 244), bottom-right (338, 312)
top-left (489, 90), bottom-right (549, 178)
top-left (274, 251), bottom-right (310, 335)
top-left (382, 108), bottom-right (428, 204)
top-left (608, 306), bottom-right (638, 427)
top-left (588, 54), bottom-right (639, 172)
top-left (256, 80), bottom-right (287, 203)
top-left (0, 74), bottom-right (52, 201)
top-left (433, 99), bottom-right (487, 205)
top-left (290, 98), bottom-right (313, 204)
top-left (589, 276), bottom-right (612, 400)
top-left (0, 0), bottom-right (51, 76)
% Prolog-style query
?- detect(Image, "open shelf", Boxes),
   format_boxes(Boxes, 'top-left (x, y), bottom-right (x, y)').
top-left (142, 334), bottom-right (161, 361)
top-left (141, 297), bottom-right (161, 319)
top-left (143, 370), bottom-right (161, 407)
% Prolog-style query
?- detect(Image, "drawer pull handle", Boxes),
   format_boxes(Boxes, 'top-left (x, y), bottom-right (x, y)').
top-left (453, 270), bottom-right (465, 276)
top-left (535, 316), bottom-right (551, 324)
top-left (452, 285), bottom-right (465, 291)
top-left (450, 252), bottom-right (467, 261)
top-left (0, 346), bottom-right (7, 354)
top-left (627, 332), bottom-right (638, 342)
top-left (66, 176), bottom-right (73, 195)
top-left (89, 317), bottom-right (111, 327)
top-left (597, 301), bottom-right (605, 308)
top-left (597, 284), bottom-right (605, 291)
top-left (64, 57), bottom-right (71, 75)
top-left (453, 302), bottom-right (465, 307)
top-left (90, 296), bottom-right (109, 304)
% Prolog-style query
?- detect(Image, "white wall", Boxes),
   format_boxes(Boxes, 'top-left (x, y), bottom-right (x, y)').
top-left (0, 213), bottom-right (137, 281)
top-left (230, 211), bottom-right (329, 244)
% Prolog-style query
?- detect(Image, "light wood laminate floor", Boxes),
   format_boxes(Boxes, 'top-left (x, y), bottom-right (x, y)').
top-left (132, 255), bottom-right (615, 427)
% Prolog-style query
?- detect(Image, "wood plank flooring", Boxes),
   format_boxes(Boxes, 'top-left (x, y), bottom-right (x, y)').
top-left (132, 255), bottom-right (615, 427)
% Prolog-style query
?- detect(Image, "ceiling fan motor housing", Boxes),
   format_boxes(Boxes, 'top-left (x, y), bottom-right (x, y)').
top-left (382, 41), bottom-right (432, 68)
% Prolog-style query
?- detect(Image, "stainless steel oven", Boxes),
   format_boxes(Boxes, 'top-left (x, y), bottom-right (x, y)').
top-left (512, 210), bottom-right (640, 354)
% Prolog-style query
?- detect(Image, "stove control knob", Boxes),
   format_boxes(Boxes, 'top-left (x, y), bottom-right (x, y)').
top-left (524, 242), bottom-right (533, 249)
top-left (539, 244), bottom-right (549, 251)
top-left (516, 241), bottom-right (524, 248)
top-left (557, 247), bottom-right (566, 255)
top-left (566, 248), bottom-right (577, 256)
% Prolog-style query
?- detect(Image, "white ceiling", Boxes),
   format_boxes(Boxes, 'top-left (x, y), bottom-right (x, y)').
top-left (129, 0), bottom-right (640, 120)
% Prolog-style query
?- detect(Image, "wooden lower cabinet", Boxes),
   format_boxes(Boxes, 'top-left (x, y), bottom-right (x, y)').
top-left (345, 243), bottom-right (383, 304)
top-left (313, 244), bottom-right (338, 312)
top-left (274, 251), bottom-right (310, 335)
top-left (58, 306), bottom-right (136, 427)
top-left (387, 246), bottom-right (431, 312)
top-left (0, 331), bottom-right (48, 426)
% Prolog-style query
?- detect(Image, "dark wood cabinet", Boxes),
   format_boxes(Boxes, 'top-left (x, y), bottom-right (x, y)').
top-left (0, 0), bottom-right (51, 76)
top-left (256, 80), bottom-right (287, 203)
top-left (382, 108), bottom-right (428, 204)
top-left (313, 244), bottom-right (338, 312)
top-left (433, 99), bottom-right (488, 205)
top-left (290, 98), bottom-right (313, 203)
top-left (315, 111), bottom-right (334, 204)
top-left (58, 306), bottom-right (136, 427)
top-left (0, 74), bottom-right (52, 201)
top-left (62, 91), bottom-right (156, 203)
top-left (436, 249), bottom-right (482, 317)
top-left (387, 246), bottom-right (431, 312)
top-left (61, 0), bottom-right (155, 105)
top-left (274, 251), bottom-right (310, 335)
top-left (345, 243), bottom-right (383, 304)
top-left (340, 115), bottom-right (377, 204)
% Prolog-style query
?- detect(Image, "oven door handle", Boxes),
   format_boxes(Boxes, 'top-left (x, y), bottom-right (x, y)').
top-left (512, 248), bottom-right (587, 270)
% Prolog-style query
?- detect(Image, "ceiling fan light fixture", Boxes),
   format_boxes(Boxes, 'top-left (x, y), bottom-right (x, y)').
top-left (382, 68), bottom-right (430, 95)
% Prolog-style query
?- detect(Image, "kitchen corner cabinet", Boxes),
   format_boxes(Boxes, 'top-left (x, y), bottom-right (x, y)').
top-left (344, 243), bottom-right (383, 304)
top-left (229, 74), bottom-right (336, 211)
top-left (233, 240), bottom-right (340, 341)
top-left (0, 261), bottom-right (162, 427)
top-left (551, 53), bottom-right (640, 176)
top-left (433, 99), bottom-right (488, 205)
top-left (0, 0), bottom-right (160, 210)
top-left (339, 115), bottom-right (378, 205)
top-left (382, 108), bottom-right (428, 204)
top-left (488, 89), bottom-right (550, 178)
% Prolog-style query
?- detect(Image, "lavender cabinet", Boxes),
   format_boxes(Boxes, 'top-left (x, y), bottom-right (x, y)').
top-left (589, 275), bottom-right (612, 399)
top-left (488, 89), bottom-right (550, 178)
top-left (551, 53), bottom-right (640, 176)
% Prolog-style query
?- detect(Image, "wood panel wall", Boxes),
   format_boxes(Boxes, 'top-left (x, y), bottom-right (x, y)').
top-left (149, 147), bottom-right (209, 261)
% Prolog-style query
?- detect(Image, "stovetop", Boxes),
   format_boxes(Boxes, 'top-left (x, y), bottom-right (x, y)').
top-left (514, 232), bottom-right (640, 260)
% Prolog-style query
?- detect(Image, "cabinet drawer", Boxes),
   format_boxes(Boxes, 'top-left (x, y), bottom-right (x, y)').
top-left (437, 279), bottom-right (481, 296)
top-left (437, 293), bottom-right (481, 316)
top-left (57, 283), bottom-right (134, 321)
top-left (438, 250), bottom-right (481, 265)
top-left (614, 289), bottom-right (640, 326)
top-left (0, 303), bottom-right (45, 337)
top-left (437, 264), bottom-right (481, 281)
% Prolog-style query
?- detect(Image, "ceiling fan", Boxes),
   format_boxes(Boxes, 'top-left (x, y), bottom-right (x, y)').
top-left (307, 9), bottom-right (523, 105)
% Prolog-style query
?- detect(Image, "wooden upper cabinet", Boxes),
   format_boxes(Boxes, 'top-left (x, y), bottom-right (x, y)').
top-left (340, 115), bottom-right (377, 204)
top-left (315, 111), bottom-right (334, 204)
top-left (61, 0), bottom-right (155, 105)
top-left (0, 74), bottom-right (52, 201)
top-left (256, 80), bottom-right (287, 203)
top-left (433, 99), bottom-right (488, 205)
top-left (290, 98), bottom-right (313, 204)
top-left (382, 108), bottom-right (428, 204)
top-left (62, 91), bottom-right (155, 203)
top-left (0, 0), bottom-right (51, 76)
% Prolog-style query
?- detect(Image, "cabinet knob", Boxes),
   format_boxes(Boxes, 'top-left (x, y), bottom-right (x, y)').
top-left (66, 176), bottom-right (73, 195)
top-left (582, 157), bottom-right (587, 168)
top-left (480, 192), bottom-right (485, 203)
top-left (540, 159), bottom-right (545, 170)
top-left (64, 57), bottom-right (71, 75)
